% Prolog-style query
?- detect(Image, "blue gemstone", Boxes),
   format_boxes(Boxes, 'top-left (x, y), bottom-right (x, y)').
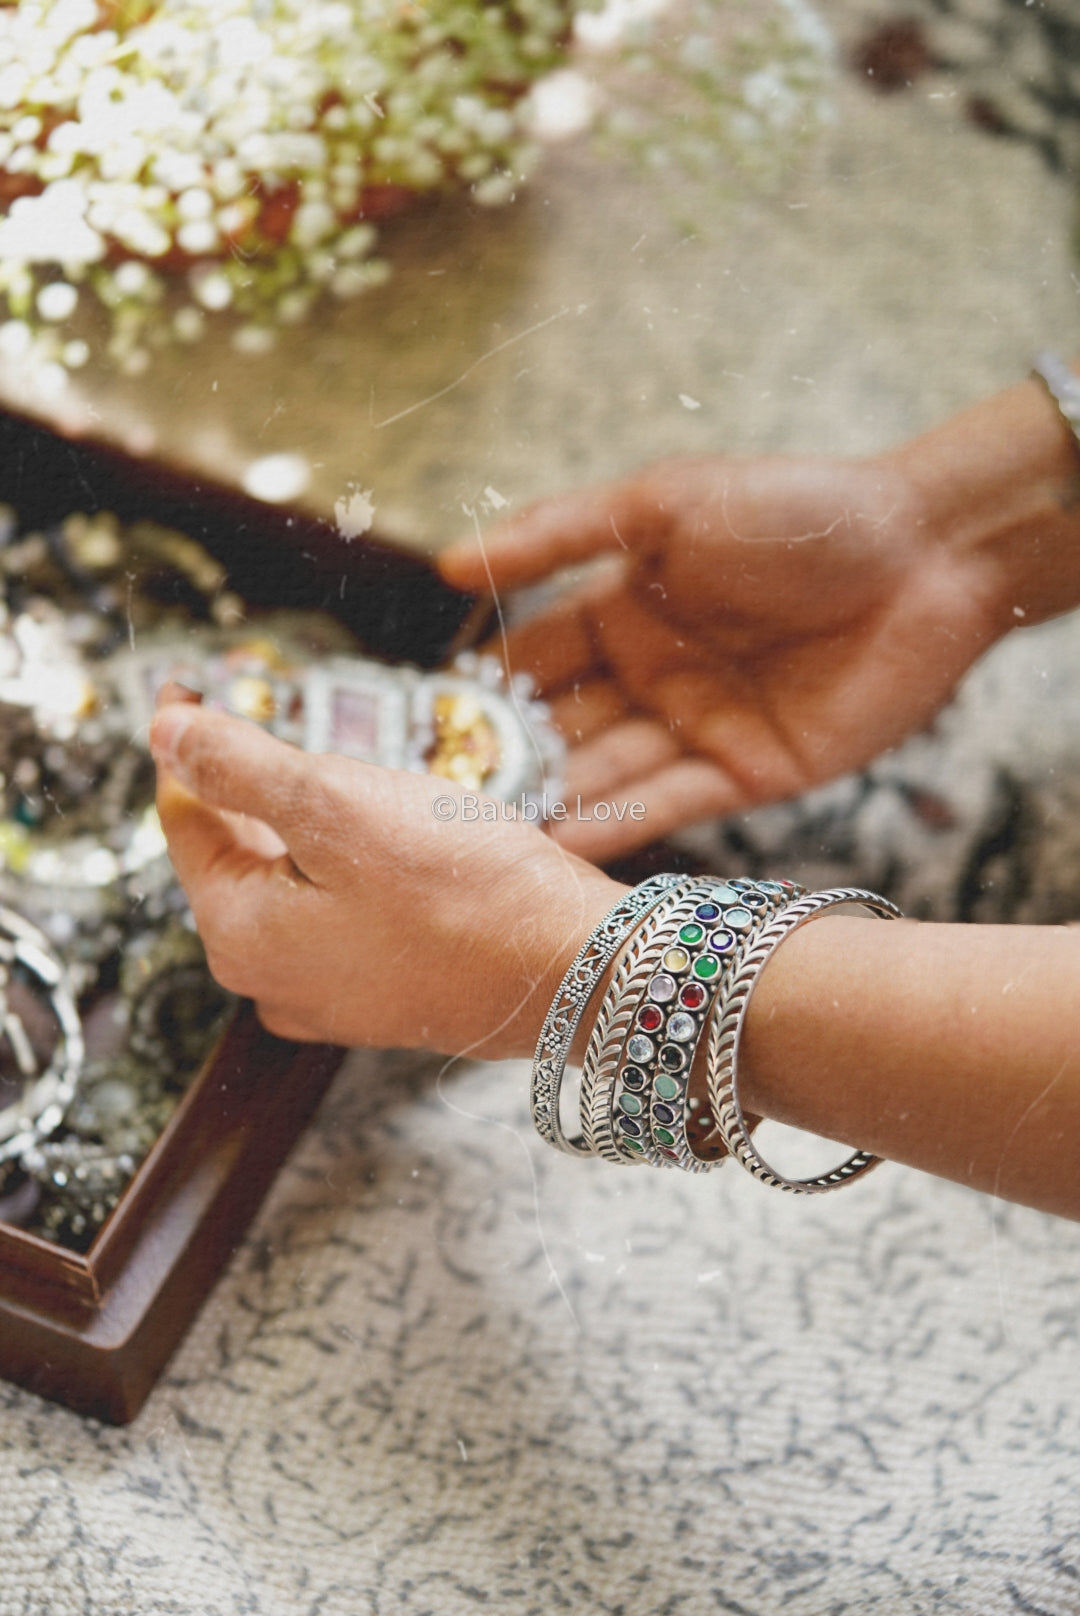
top-left (709, 929), bottom-right (735, 954)
top-left (652, 1103), bottom-right (676, 1126)
top-left (627, 1034), bottom-right (654, 1064)
top-left (709, 885), bottom-right (741, 905)
top-left (618, 1115), bottom-right (642, 1137)
top-left (694, 901), bottom-right (720, 922)
top-left (724, 907), bottom-right (753, 931)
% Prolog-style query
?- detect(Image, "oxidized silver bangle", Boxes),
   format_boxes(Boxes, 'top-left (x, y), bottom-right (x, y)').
top-left (1032, 352), bottom-right (1080, 452)
top-left (530, 873), bottom-right (693, 1155)
top-left (580, 884), bottom-right (722, 1166)
top-left (706, 887), bottom-right (903, 1194)
top-left (0, 906), bottom-right (84, 1164)
top-left (636, 880), bottom-right (805, 1171)
top-left (596, 879), bottom-right (805, 1171)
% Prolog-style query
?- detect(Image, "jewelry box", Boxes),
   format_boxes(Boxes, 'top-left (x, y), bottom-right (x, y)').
top-left (0, 402), bottom-right (478, 1423)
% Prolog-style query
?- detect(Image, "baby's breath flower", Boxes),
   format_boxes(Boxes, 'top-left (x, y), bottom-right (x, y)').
top-left (0, 0), bottom-right (831, 372)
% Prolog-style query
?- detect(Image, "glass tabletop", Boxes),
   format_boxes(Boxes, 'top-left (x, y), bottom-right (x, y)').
top-left (0, 0), bottom-right (1075, 560)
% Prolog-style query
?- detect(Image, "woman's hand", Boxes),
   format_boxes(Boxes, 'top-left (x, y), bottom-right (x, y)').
top-left (150, 689), bottom-right (622, 1055)
top-left (441, 452), bottom-right (1010, 859)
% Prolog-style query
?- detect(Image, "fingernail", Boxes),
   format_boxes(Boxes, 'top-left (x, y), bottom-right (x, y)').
top-left (149, 705), bottom-right (197, 790)
top-left (155, 679), bottom-right (203, 710)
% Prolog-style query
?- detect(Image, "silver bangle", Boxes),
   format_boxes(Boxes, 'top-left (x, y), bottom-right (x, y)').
top-left (530, 873), bottom-right (692, 1155)
top-left (1032, 351), bottom-right (1080, 450)
top-left (706, 887), bottom-right (903, 1194)
top-left (580, 885), bottom-right (720, 1166)
top-left (0, 906), bottom-right (85, 1164)
top-left (594, 879), bottom-right (805, 1171)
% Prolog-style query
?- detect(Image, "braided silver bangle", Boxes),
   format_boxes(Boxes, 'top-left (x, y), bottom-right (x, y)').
top-left (1032, 351), bottom-right (1080, 451)
top-left (530, 872), bottom-right (692, 1155)
top-left (706, 887), bottom-right (903, 1194)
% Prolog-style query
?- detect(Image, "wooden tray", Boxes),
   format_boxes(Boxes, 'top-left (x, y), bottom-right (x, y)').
top-left (0, 402), bottom-right (478, 1422)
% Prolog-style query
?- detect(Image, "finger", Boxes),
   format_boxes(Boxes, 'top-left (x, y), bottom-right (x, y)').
top-left (562, 718), bottom-right (682, 800)
top-left (548, 678), bottom-right (628, 746)
top-left (149, 702), bottom-right (340, 878)
top-left (495, 588), bottom-right (605, 694)
top-left (440, 478), bottom-right (662, 592)
top-left (550, 758), bottom-right (745, 860)
top-left (155, 770), bottom-right (248, 896)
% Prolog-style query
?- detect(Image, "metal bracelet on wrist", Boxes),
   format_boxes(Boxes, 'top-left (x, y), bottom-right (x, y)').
top-left (578, 885), bottom-right (772, 1163)
top-left (530, 872), bottom-right (693, 1156)
top-left (591, 880), bottom-right (804, 1171)
top-left (625, 880), bottom-right (804, 1171)
top-left (706, 887), bottom-right (903, 1194)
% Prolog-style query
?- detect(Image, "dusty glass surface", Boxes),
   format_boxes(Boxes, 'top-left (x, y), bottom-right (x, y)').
top-left (0, 0), bottom-right (1075, 558)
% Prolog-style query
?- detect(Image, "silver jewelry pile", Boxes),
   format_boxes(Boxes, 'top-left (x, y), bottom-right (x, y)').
top-left (0, 504), bottom-right (562, 1250)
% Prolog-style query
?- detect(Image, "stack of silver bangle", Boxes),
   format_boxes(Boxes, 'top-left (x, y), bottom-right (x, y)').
top-left (531, 874), bottom-right (902, 1194)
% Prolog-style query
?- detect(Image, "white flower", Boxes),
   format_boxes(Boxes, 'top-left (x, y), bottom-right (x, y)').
top-left (0, 181), bottom-right (104, 265)
top-left (523, 69), bottom-right (599, 141)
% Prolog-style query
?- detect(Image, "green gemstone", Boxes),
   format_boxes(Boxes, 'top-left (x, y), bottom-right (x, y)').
top-left (619, 1093), bottom-right (643, 1116)
top-left (693, 955), bottom-right (720, 981)
top-left (678, 923), bottom-right (704, 946)
top-left (623, 1136), bottom-right (645, 1154)
top-left (654, 1127), bottom-right (676, 1147)
top-left (654, 1074), bottom-right (681, 1101)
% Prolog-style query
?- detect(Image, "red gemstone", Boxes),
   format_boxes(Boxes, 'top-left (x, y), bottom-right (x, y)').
top-left (679, 983), bottom-right (707, 1010)
top-left (637, 1004), bottom-right (663, 1032)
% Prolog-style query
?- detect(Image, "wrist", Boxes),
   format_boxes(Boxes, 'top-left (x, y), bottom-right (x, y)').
top-left (884, 374), bottom-right (1080, 635)
top-left (472, 862), bottom-right (629, 1063)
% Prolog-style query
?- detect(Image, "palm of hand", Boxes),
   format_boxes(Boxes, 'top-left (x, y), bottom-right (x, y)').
top-left (495, 457), bottom-right (1002, 855)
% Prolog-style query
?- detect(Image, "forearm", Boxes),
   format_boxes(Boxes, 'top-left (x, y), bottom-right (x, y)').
top-left (888, 372), bottom-right (1080, 632)
top-left (740, 915), bottom-right (1080, 1219)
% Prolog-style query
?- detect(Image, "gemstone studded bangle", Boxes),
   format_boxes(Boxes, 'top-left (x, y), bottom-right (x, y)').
top-left (530, 873), bottom-right (694, 1156)
top-left (594, 879), bottom-right (804, 1171)
top-left (1032, 351), bottom-right (1080, 454)
top-left (706, 887), bottom-right (903, 1194)
top-left (579, 883), bottom-right (725, 1166)
top-left (630, 879), bottom-right (804, 1171)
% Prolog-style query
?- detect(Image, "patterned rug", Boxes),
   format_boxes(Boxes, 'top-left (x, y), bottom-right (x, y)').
top-left (2, 4), bottom-right (1080, 1613)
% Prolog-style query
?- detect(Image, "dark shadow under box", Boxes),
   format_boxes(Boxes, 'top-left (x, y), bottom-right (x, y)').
top-left (0, 405), bottom-right (480, 1423)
